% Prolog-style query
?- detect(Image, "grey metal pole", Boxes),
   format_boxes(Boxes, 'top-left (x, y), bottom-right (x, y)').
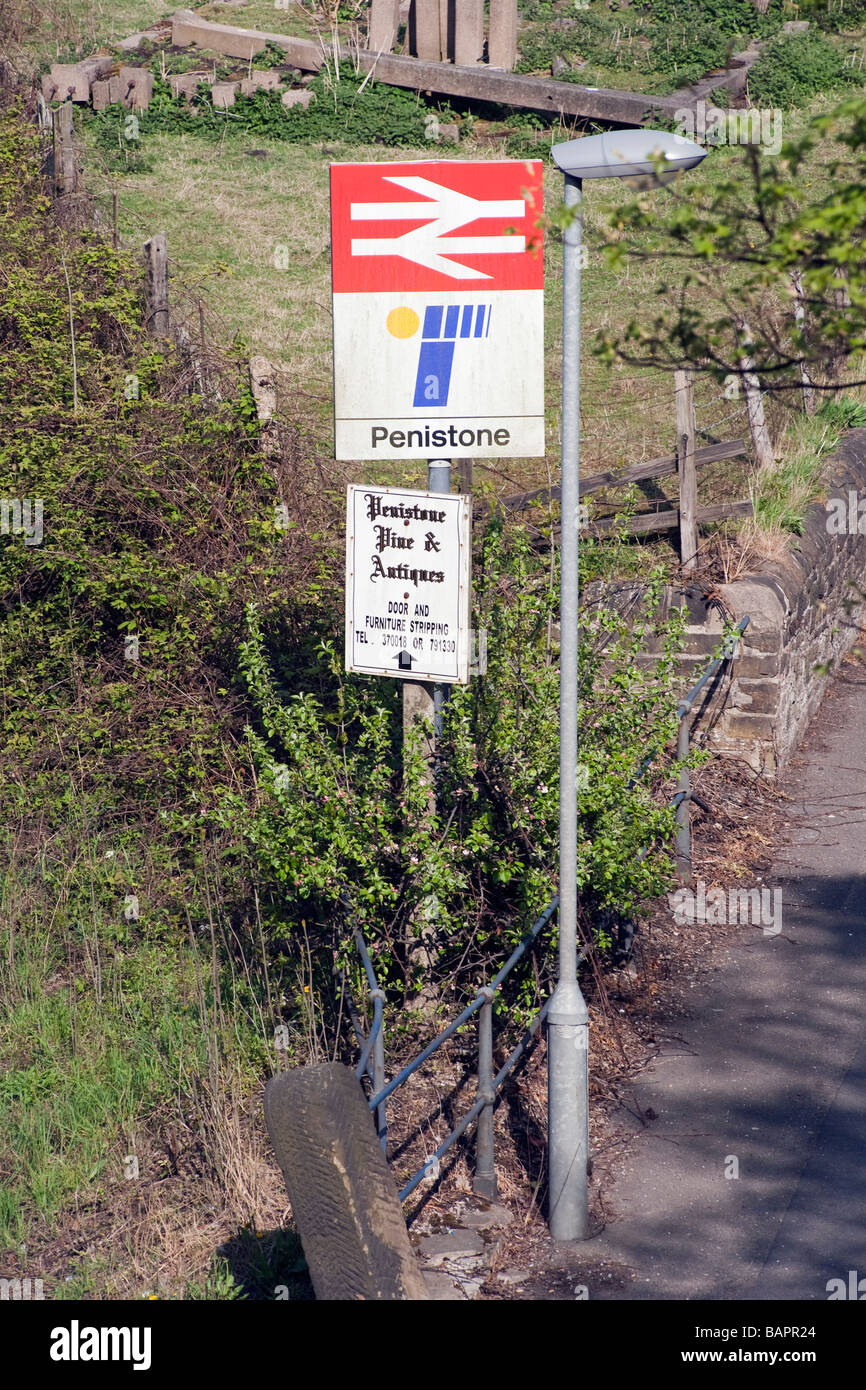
top-left (428, 458), bottom-right (451, 749)
top-left (548, 172), bottom-right (589, 1243)
top-left (474, 987), bottom-right (497, 1199)
top-left (675, 704), bottom-right (692, 883)
top-left (372, 992), bottom-right (387, 1152)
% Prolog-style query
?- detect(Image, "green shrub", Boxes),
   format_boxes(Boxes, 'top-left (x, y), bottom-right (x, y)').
top-left (748, 31), bottom-right (855, 107)
top-left (635, 0), bottom-right (785, 39)
top-left (515, 3), bottom-right (760, 90)
top-left (215, 523), bottom-right (685, 1009)
top-left (801, 0), bottom-right (866, 33)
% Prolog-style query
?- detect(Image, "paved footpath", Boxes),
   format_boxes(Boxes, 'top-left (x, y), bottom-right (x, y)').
top-left (583, 658), bottom-right (866, 1300)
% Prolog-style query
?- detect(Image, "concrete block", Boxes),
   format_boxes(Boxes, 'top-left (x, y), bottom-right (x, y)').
top-left (489, 0), bottom-right (518, 71)
top-left (117, 33), bottom-right (147, 52)
top-left (418, 1231), bottom-right (485, 1265)
top-left (85, 57), bottom-right (112, 76)
top-left (736, 648), bottom-right (781, 679)
top-left (422, 1271), bottom-right (465, 1300)
top-left (169, 72), bottom-right (210, 100)
top-left (240, 70), bottom-right (283, 96)
top-left (49, 61), bottom-right (109, 103)
top-left (171, 9), bottom-right (322, 70)
top-left (108, 74), bottom-right (124, 105)
top-left (369, 0), bottom-right (400, 53)
top-left (282, 88), bottom-right (313, 109)
top-left (91, 79), bottom-right (111, 111)
top-left (413, 0), bottom-right (441, 61)
top-left (172, 9), bottom-right (267, 60)
top-left (453, 0), bottom-right (484, 66)
top-left (212, 81), bottom-right (240, 109)
top-left (723, 576), bottom-right (786, 639)
top-left (438, 121), bottom-right (459, 144)
top-left (718, 711), bottom-right (776, 741)
top-left (782, 20), bottom-right (810, 35)
top-left (119, 67), bottom-right (154, 110)
top-left (730, 678), bottom-right (781, 716)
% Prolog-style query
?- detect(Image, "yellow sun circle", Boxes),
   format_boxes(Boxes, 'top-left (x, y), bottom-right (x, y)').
top-left (386, 306), bottom-right (420, 339)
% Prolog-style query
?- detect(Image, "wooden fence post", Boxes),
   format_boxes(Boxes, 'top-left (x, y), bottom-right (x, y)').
top-left (143, 233), bottom-right (169, 338)
top-left (453, 0), bottom-right (484, 66)
top-left (735, 318), bottom-right (774, 472)
top-left (37, 92), bottom-right (53, 132)
top-left (829, 269), bottom-right (851, 396)
top-left (249, 355), bottom-right (281, 462)
top-left (489, 0), bottom-right (518, 71)
top-left (790, 270), bottom-right (817, 417)
top-left (53, 102), bottom-right (77, 198)
top-left (369, 0), bottom-right (400, 53)
top-left (674, 369), bottom-right (698, 573)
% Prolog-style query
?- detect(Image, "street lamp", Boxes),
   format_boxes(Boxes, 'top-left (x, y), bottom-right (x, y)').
top-left (547, 128), bottom-right (707, 1243)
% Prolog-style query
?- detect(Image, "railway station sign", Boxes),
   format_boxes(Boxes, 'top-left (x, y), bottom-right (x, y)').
top-left (345, 484), bottom-right (470, 684)
top-left (330, 159), bottom-right (545, 460)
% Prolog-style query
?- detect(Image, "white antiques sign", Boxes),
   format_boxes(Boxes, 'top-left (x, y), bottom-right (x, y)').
top-left (345, 484), bottom-right (470, 684)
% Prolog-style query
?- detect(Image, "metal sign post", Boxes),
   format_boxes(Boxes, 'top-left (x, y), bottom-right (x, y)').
top-left (547, 128), bottom-right (707, 1242)
top-left (332, 154), bottom-right (546, 1122)
top-left (547, 171), bottom-right (589, 1243)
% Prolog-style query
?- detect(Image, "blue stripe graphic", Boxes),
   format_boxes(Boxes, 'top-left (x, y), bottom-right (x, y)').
top-left (413, 341), bottom-right (455, 407)
top-left (412, 303), bottom-right (491, 408)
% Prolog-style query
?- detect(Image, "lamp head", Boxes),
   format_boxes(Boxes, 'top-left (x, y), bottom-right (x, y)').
top-left (551, 127), bottom-right (706, 183)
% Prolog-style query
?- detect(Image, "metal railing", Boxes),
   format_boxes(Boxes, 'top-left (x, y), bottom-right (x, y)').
top-left (673, 616), bottom-right (749, 882)
top-left (344, 615), bottom-right (749, 1200)
top-left (347, 896), bottom-right (564, 1201)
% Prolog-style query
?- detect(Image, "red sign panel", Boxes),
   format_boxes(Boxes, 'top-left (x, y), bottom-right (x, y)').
top-left (330, 159), bottom-right (544, 296)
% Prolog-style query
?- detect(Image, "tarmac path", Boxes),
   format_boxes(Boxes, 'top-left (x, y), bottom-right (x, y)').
top-left (585, 657), bottom-right (866, 1300)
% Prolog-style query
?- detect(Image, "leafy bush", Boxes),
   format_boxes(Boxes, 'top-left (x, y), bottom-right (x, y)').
top-left (635, 0), bottom-right (785, 39)
top-left (216, 523), bottom-right (685, 1008)
top-left (515, 3), bottom-right (752, 91)
top-left (645, 24), bottom-right (738, 86)
top-left (801, 0), bottom-right (866, 33)
top-left (748, 31), bottom-right (855, 107)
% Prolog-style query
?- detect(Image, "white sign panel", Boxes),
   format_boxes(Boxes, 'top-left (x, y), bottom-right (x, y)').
top-left (345, 484), bottom-right (470, 684)
top-left (330, 160), bottom-right (545, 461)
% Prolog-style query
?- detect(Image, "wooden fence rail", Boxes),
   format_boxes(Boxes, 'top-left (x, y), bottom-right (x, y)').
top-left (485, 374), bottom-right (754, 564)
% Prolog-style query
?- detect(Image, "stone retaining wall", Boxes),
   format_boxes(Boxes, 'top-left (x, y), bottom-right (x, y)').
top-left (669, 429), bottom-right (866, 776)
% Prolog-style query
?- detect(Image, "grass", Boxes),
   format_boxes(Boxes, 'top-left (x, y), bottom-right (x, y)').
top-left (194, 1), bottom-right (322, 42)
top-left (7, 0), bottom-right (323, 68)
top-left (82, 95), bottom-right (854, 528)
top-left (11, 1), bottom-right (175, 64)
top-left (754, 394), bottom-right (866, 532)
top-left (82, 121), bottom-right (752, 506)
top-left (0, 797), bottom-right (303, 1297)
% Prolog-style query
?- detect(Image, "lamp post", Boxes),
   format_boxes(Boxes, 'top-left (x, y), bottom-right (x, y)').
top-left (547, 129), bottom-right (706, 1242)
